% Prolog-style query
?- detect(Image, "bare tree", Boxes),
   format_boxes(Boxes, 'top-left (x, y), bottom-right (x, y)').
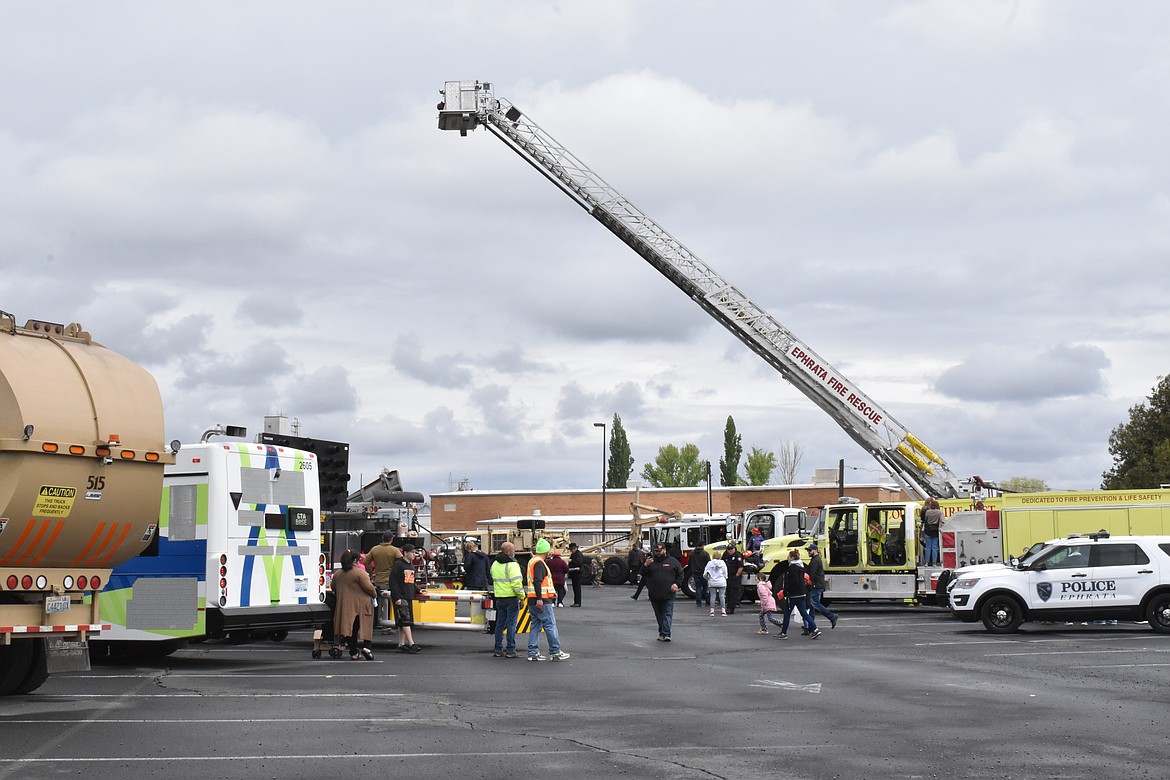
top-left (775, 440), bottom-right (804, 485)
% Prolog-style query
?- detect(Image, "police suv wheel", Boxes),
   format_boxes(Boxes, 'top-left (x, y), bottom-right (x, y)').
top-left (981, 594), bottom-right (1023, 634)
top-left (1147, 594), bottom-right (1170, 633)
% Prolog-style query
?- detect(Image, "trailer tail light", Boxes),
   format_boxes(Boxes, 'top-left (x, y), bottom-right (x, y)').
top-left (21, 575), bottom-right (33, 589)
top-left (69, 445), bottom-right (86, 455)
top-left (42, 442), bottom-right (59, 453)
top-left (120, 450), bottom-right (136, 459)
top-left (5, 575), bottom-right (16, 590)
top-left (77, 575), bottom-right (89, 589)
top-left (89, 576), bottom-right (100, 589)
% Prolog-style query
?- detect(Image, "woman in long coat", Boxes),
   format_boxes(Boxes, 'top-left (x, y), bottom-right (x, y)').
top-left (332, 549), bottom-right (377, 659)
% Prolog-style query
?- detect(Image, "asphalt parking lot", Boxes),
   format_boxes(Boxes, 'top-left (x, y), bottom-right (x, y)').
top-left (1, 586), bottom-right (1169, 780)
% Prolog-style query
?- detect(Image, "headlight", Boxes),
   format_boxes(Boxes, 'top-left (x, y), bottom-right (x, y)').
top-left (953, 577), bottom-right (980, 590)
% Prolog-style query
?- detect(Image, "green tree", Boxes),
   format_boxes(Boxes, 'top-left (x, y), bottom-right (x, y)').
top-left (641, 443), bottom-right (705, 487)
top-left (606, 413), bottom-right (635, 489)
top-left (1103, 375), bottom-right (1170, 489)
top-left (997, 476), bottom-right (1049, 493)
top-left (743, 446), bottom-right (777, 486)
top-left (719, 416), bottom-right (743, 487)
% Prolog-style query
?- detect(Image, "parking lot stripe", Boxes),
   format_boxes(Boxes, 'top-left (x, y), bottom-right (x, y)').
top-left (982, 648), bottom-right (1170, 657)
top-left (0, 750), bottom-right (596, 764)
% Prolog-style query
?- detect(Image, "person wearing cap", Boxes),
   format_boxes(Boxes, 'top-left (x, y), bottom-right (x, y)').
top-left (389, 542), bottom-right (427, 653)
top-left (806, 542), bottom-right (838, 629)
top-left (746, 526), bottom-right (765, 555)
top-left (631, 542), bottom-right (684, 640)
top-left (525, 539), bottom-right (570, 662)
top-left (721, 541), bottom-right (746, 614)
top-left (490, 541), bottom-right (525, 658)
top-left (566, 542), bottom-right (587, 607)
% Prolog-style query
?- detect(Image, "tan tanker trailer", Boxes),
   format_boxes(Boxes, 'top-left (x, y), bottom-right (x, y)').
top-left (0, 312), bottom-right (170, 695)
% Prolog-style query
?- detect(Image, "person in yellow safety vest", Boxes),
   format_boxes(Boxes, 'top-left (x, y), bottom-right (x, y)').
top-left (490, 541), bottom-right (526, 658)
top-left (524, 539), bottom-right (570, 662)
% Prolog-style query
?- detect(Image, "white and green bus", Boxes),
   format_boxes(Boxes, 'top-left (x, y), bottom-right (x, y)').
top-left (91, 440), bottom-right (330, 655)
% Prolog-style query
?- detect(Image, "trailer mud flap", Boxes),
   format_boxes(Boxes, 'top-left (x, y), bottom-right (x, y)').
top-left (45, 638), bottom-right (90, 673)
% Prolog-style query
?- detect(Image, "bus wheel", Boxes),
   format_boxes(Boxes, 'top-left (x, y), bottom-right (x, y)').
top-left (601, 557), bottom-right (629, 585)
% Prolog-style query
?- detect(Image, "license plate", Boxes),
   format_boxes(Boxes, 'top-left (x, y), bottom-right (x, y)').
top-left (45, 595), bottom-right (70, 613)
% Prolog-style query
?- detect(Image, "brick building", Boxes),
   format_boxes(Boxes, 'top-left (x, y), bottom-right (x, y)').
top-left (427, 482), bottom-right (907, 533)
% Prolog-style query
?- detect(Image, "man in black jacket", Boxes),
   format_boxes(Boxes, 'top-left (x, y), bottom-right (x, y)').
top-left (631, 544), bottom-right (684, 641)
top-left (722, 542), bottom-right (745, 614)
top-left (627, 540), bottom-right (644, 586)
top-left (687, 544), bottom-right (711, 608)
top-left (805, 543), bottom-right (838, 629)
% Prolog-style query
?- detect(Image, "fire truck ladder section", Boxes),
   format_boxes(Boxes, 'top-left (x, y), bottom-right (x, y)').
top-left (438, 80), bottom-right (966, 500)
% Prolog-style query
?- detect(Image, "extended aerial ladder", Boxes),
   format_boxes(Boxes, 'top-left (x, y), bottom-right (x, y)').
top-left (437, 80), bottom-right (967, 500)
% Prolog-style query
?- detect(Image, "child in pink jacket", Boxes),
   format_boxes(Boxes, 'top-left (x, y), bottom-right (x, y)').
top-left (756, 575), bottom-right (783, 634)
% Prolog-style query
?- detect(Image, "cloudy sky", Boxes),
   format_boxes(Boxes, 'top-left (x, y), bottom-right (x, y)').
top-left (3, 2), bottom-right (1167, 499)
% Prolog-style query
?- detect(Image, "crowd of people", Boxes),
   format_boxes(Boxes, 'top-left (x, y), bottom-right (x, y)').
top-left (332, 528), bottom-right (841, 661)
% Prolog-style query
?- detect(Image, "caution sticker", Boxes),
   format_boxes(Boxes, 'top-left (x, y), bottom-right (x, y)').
top-left (34, 486), bottom-right (78, 518)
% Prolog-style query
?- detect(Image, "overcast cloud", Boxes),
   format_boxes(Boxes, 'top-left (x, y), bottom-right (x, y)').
top-left (3, 2), bottom-right (1167, 498)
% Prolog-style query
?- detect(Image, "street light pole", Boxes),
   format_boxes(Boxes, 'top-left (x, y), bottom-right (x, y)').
top-left (593, 421), bottom-right (607, 535)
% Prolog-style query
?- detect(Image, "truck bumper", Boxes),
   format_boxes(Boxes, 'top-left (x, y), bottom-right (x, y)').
top-left (207, 603), bottom-right (332, 634)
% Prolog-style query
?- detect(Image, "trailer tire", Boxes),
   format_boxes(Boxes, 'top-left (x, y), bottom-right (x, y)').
top-left (11, 640), bottom-right (48, 695)
top-left (602, 556), bottom-right (629, 585)
top-left (0, 639), bottom-right (43, 696)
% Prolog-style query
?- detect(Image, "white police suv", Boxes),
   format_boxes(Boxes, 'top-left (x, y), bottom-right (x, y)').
top-left (948, 532), bottom-right (1170, 633)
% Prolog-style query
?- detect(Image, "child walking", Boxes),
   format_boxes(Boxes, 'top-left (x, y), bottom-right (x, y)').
top-left (703, 555), bottom-right (728, 616)
top-left (756, 574), bottom-right (783, 634)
